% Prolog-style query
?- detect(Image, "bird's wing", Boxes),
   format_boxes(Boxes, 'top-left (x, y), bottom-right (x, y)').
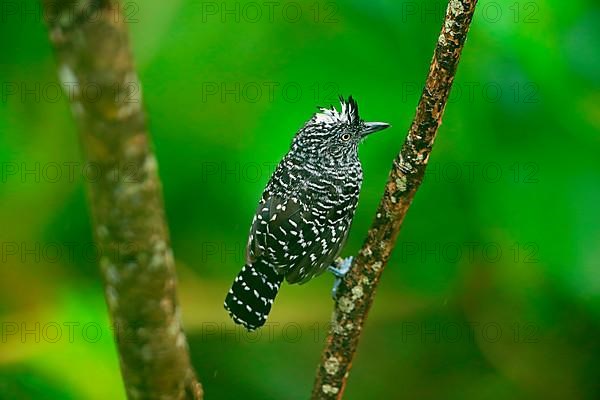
top-left (284, 191), bottom-right (357, 284)
top-left (246, 186), bottom-right (358, 284)
top-left (246, 194), bottom-right (305, 271)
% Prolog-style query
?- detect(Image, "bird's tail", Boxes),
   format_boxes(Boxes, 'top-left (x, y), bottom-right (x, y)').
top-left (224, 260), bottom-right (284, 330)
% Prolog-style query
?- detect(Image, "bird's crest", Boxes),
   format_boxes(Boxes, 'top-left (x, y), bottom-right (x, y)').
top-left (313, 96), bottom-right (360, 126)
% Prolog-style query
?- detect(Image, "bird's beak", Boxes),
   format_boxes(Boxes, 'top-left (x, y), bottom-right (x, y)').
top-left (361, 122), bottom-right (390, 137)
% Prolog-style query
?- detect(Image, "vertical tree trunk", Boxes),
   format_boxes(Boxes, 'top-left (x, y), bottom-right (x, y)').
top-left (42, 1), bottom-right (203, 398)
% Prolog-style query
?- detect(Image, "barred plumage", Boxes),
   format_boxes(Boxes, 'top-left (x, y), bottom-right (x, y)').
top-left (225, 96), bottom-right (390, 330)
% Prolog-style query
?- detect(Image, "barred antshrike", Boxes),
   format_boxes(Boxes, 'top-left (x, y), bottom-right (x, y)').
top-left (224, 96), bottom-right (390, 330)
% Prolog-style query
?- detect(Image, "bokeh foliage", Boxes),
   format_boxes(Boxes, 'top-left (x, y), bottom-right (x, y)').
top-left (0, 0), bottom-right (598, 399)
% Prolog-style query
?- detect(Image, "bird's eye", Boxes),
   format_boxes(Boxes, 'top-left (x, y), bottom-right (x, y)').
top-left (341, 133), bottom-right (351, 141)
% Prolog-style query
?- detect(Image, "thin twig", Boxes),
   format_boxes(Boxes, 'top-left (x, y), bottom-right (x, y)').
top-left (311, 1), bottom-right (478, 398)
top-left (42, 1), bottom-right (203, 398)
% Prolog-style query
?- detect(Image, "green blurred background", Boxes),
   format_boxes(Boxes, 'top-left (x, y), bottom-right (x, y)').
top-left (0, 0), bottom-right (599, 398)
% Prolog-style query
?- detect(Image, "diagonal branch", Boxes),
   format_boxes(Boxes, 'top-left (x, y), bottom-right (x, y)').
top-left (311, 1), bottom-right (479, 398)
top-left (42, 1), bottom-right (203, 398)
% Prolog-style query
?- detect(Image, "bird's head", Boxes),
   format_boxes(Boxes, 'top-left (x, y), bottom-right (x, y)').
top-left (292, 96), bottom-right (390, 163)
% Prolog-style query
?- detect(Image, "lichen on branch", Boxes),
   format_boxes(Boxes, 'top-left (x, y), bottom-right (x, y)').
top-left (311, 1), bottom-right (479, 399)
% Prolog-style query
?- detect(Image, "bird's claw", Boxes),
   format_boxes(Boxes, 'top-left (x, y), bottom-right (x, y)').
top-left (328, 256), bottom-right (353, 299)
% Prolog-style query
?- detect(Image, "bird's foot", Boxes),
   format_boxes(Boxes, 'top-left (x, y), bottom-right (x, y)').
top-left (328, 256), bottom-right (353, 299)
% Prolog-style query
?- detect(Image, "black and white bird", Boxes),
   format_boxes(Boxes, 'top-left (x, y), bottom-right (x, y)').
top-left (224, 96), bottom-right (390, 330)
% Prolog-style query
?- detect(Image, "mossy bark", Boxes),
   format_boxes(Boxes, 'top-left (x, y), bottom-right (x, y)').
top-left (42, 1), bottom-right (203, 398)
